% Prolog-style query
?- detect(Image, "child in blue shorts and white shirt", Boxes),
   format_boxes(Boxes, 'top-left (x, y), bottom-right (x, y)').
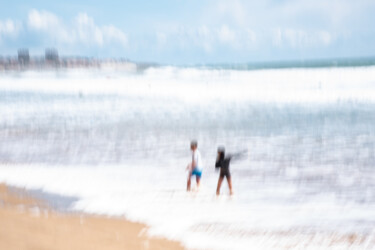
top-left (187, 140), bottom-right (203, 191)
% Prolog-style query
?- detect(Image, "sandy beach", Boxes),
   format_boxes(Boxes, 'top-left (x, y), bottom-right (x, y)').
top-left (0, 183), bottom-right (184, 250)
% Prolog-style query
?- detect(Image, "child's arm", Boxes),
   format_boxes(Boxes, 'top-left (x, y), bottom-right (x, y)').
top-left (229, 149), bottom-right (248, 161)
top-left (215, 159), bottom-right (222, 170)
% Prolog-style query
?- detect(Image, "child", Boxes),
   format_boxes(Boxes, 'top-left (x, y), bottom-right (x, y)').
top-left (215, 146), bottom-right (233, 195)
top-left (215, 147), bottom-right (247, 195)
top-left (187, 140), bottom-right (203, 191)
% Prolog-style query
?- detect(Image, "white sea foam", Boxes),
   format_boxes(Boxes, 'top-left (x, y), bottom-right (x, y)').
top-left (1, 66), bottom-right (375, 103)
top-left (1, 66), bottom-right (375, 249)
top-left (0, 163), bottom-right (374, 249)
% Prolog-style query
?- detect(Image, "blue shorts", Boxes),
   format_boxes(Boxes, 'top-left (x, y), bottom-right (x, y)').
top-left (191, 168), bottom-right (202, 178)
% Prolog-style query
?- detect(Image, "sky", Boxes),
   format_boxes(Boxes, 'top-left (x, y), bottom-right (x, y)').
top-left (0, 0), bottom-right (375, 64)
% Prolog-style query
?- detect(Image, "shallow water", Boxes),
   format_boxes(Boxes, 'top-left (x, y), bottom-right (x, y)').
top-left (1, 66), bottom-right (375, 249)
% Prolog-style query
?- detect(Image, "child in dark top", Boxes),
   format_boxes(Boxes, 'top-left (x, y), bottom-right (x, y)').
top-left (215, 146), bottom-right (233, 195)
top-left (215, 147), bottom-right (246, 195)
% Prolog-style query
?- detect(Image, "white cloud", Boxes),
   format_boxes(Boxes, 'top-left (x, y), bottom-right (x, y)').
top-left (173, 25), bottom-right (214, 52)
top-left (273, 28), bottom-right (334, 48)
top-left (216, 25), bottom-right (258, 49)
top-left (0, 19), bottom-right (21, 39)
top-left (196, 26), bottom-right (213, 52)
top-left (27, 10), bottom-right (73, 44)
top-left (26, 9), bottom-right (127, 47)
top-left (75, 13), bottom-right (105, 46)
top-left (101, 25), bottom-right (128, 46)
top-left (28, 9), bottom-right (60, 31)
top-left (317, 31), bottom-right (332, 46)
top-left (74, 12), bottom-right (128, 47)
top-left (156, 24), bottom-right (258, 53)
top-left (217, 25), bottom-right (236, 44)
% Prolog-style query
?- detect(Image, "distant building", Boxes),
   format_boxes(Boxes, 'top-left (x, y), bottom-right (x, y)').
top-left (45, 48), bottom-right (59, 62)
top-left (18, 49), bottom-right (30, 64)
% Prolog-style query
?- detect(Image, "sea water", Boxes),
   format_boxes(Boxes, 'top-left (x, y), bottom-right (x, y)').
top-left (0, 65), bottom-right (375, 249)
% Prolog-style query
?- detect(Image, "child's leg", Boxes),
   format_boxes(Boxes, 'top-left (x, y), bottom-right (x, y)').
top-left (187, 175), bottom-right (192, 191)
top-left (227, 176), bottom-right (233, 195)
top-left (196, 176), bottom-right (201, 189)
top-left (216, 176), bottom-right (224, 195)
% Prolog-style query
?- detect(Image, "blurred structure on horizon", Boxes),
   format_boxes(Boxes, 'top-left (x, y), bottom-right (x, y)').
top-left (2, 48), bottom-right (375, 72)
top-left (0, 48), bottom-right (138, 72)
top-left (45, 48), bottom-right (59, 64)
top-left (18, 49), bottom-right (30, 67)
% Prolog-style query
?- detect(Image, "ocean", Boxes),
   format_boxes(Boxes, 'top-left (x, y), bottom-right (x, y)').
top-left (1, 63), bottom-right (375, 249)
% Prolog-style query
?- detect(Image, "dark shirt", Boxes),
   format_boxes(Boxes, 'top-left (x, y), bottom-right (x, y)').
top-left (215, 151), bottom-right (246, 176)
top-left (215, 157), bottom-right (232, 172)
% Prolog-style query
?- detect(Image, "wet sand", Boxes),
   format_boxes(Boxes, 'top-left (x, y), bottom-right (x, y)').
top-left (0, 183), bottom-right (184, 250)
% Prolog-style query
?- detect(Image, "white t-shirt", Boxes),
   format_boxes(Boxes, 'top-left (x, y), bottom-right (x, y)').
top-left (192, 149), bottom-right (203, 171)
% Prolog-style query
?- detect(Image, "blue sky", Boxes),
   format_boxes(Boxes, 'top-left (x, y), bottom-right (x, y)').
top-left (0, 0), bottom-right (375, 64)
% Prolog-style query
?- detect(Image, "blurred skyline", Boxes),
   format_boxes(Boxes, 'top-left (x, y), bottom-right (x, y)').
top-left (1, 0), bottom-right (375, 64)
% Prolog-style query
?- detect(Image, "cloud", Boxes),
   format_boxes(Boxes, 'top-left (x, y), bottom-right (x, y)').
top-left (26, 9), bottom-right (73, 44)
top-left (217, 25), bottom-right (236, 44)
top-left (0, 19), bottom-right (21, 40)
top-left (1, 1), bottom-right (374, 62)
top-left (27, 9), bottom-right (60, 31)
top-left (204, 0), bottom-right (373, 49)
top-left (156, 24), bottom-right (258, 53)
top-left (171, 25), bottom-right (214, 52)
top-left (25, 9), bottom-right (127, 48)
top-left (273, 28), bottom-right (334, 48)
top-left (74, 13), bottom-right (127, 47)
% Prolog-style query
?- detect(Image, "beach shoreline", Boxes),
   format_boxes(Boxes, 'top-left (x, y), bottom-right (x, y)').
top-left (0, 183), bottom-right (184, 250)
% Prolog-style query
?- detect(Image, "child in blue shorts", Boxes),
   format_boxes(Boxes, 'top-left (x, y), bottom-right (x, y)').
top-left (187, 140), bottom-right (203, 191)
